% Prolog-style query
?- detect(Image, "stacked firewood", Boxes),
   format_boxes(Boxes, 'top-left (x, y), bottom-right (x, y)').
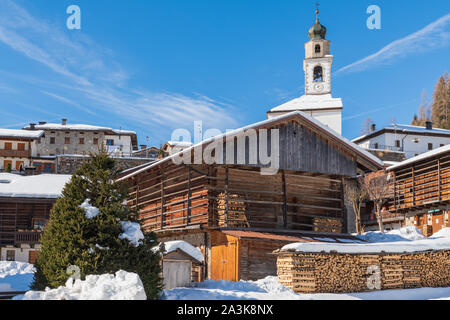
top-left (216, 193), bottom-right (249, 227)
top-left (277, 250), bottom-right (450, 294)
top-left (312, 217), bottom-right (342, 233)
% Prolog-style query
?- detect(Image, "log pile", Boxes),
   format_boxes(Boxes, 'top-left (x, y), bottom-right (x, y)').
top-left (313, 217), bottom-right (343, 234)
top-left (216, 193), bottom-right (249, 228)
top-left (277, 250), bottom-right (450, 293)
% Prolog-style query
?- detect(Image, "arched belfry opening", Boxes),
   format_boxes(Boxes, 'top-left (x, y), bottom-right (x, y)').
top-left (313, 66), bottom-right (323, 82)
top-left (315, 44), bottom-right (321, 53)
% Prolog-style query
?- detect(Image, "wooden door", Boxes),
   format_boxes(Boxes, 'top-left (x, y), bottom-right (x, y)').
top-left (16, 161), bottom-right (24, 171)
top-left (211, 232), bottom-right (240, 281)
top-left (432, 212), bottom-right (444, 234)
top-left (3, 160), bottom-right (12, 171)
top-left (28, 251), bottom-right (38, 264)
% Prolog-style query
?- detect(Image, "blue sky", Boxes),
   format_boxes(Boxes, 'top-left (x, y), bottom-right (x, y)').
top-left (0, 0), bottom-right (449, 146)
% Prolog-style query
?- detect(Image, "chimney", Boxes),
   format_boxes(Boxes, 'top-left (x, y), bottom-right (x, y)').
top-left (62, 118), bottom-right (67, 125)
top-left (370, 124), bottom-right (376, 133)
top-left (425, 121), bottom-right (433, 130)
top-left (140, 144), bottom-right (147, 150)
top-left (39, 121), bottom-right (47, 125)
top-left (29, 123), bottom-right (36, 130)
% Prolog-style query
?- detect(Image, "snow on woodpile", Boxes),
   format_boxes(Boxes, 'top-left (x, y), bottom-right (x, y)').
top-left (281, 227), bottom-right (450, 254)
top-left (120, 221), bottom-right (144, 247)
top-left (0, 173), bottom-right (71, 198)
top-left (163, 240), bottom-right (204, 262)
top-left (20, 270), bottom-right (146, 300)
top-left (358, 226), bottom-right (426, 243)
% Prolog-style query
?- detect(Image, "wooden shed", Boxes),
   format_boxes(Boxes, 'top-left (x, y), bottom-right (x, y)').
top-left (162, 242), bottom-right (203, 289)
top-left (119, 111), bottom-right (383, 281)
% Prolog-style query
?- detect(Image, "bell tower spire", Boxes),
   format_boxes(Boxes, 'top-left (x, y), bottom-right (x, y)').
top-left (304, 6), bottom-right (332, 95)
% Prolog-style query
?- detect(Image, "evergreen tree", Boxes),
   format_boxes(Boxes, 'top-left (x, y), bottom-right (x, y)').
top-left (31, 152), bottom-right (162, 299)
top-left (432, 75), bottom-right (448, 129)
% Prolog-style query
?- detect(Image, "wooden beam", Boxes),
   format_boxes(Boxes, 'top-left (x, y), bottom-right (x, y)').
top-left (225, 166), bottom-right (229, 227)
top-left (438, 159), bottom-right (442, 202)
top-left (160, 170), bottom-right (165, 230)
top-left (282, 170), bottom-right (287, 229)
top-left (187, 165), bottom-right (192, 225)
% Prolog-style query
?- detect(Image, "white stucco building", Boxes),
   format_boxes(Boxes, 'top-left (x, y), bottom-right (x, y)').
top-left (267, 9), bottom-right (343, 134)
top-left (352, 122), bottom-right (450, 160)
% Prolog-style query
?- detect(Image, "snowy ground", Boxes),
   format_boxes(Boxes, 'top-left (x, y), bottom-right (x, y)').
top-left (1, 227), bottom-right (449, 300)
top-left (163, 276), bottom-right (450, 300)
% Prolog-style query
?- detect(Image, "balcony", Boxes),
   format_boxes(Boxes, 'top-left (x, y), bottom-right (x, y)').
top-left (0, 149), bottom-right (31, 158)
top-left (14, 230), bottom-right (42, 246)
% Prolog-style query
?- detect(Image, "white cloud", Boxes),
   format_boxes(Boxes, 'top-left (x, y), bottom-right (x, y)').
top-left (0, 0), bottom-right (237, 137)
top-left (336, 13), bottom-right (450, 74)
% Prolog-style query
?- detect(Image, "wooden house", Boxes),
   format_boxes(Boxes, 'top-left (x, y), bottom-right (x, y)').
top-left (385, 145), bottom-right (450, 236)
top-left (119, 111), bottom-right (383, 281)
top-left (0, 173), bottom-right (71, 263)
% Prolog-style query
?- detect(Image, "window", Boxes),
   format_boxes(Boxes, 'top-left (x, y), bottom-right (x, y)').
top-left (374, 143), bottom-right (379, 149)
top-left (315, 44), bottom-right (321, 53)
top-left (395, 140), bottom-right (400, 148)
top-left (50, 137), bottom-right (56, 144)
top-left (428, 143), bottom-right (433, 151)
top-left (4, 142), bottom-right (12, 150)
top-left (65, 137), bottom-right (70, 144)
top-left (6, 250), bottom-right (15, 261)
top-left (79, 138), bottom-right (85, 145)
top-left (106, 139), bottom-right (114, 146)
top-left (441, 144), bottom-right (445, 147)
top-left (93, 138), bottom-right (99, 145)
top-left (18, 143), bottom-right (25, 151)
top-left (33, 219), bottom-right (47, 231)
top-left (313, 66), bottom-right (323, 82)
top-left (44, 163), bottom-right (52, 173)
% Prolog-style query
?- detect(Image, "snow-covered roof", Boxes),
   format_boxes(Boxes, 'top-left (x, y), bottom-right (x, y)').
top-left (119, 111), bottom-right (383, 182)
top-left (0, 129), bottom-right (44, 139)
top-left (269, 94), bottom-right (343, 112)
top-left (280, 228), bottom-right (450, 254)
top-left (23, 123), bottom-right (136, 135)
top-left (164, 141), bottom-right (193, 147)
top-left (163, 240), bottom-right (204, 263)
top-left (353, 124), bottom-right (450, 143)
top-left (0, 173), bottom-right (71, 199)
top-left (387, 144), bottom-right (450, 171)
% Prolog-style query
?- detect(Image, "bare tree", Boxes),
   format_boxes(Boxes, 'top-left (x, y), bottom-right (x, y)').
top-left (344, 177), bottom-right (366, 235)
top-left (362, 171), bottom-right (392, 233)
top-left (361, 118), bottom-right (374, 135)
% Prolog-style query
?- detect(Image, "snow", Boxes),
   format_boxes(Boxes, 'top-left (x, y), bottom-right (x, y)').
top-left (0, 262), bottom-right (35, 292)
top-left (0, 129), bottom-right (44, 139)
top-left (281, 227), bottom-right (450, 254)
top-left (0, 173), bottom-right (71, 199)
top-left (387, 144), bottom-right (450, 171)
top-left (20, 270), bottom-right (146, 300)
top-left (23, 123), bottom-right (135, 135)
top-left (163, 240), bottom-right (204, 262)
top-left (79, 199), bottom-right (100, 219)
top-left (120, 221), bottom-right (144, 247)
top-left (163, 276), bottom-right (450, 300)
top-left (270, 94), bottom-right (343, 111)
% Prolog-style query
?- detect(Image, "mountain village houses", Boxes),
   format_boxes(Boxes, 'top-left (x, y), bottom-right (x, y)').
top-left (0, 9), bottom-right (449, 285)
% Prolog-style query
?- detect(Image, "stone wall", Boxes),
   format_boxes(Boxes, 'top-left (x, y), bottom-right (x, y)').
top-left (56, 155), bottom-right (156, 174)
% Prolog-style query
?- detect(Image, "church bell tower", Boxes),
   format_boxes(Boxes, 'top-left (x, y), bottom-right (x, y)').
top-left (304, 8), bottom-right (333, 95)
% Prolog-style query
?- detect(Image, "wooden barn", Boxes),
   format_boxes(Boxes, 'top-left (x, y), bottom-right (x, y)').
top-left (0, 173), bottom-right (71, 263)
top-left (119, 111), bottom-right (383, 281)
top-left (386, 145), bottom-right (450, 236)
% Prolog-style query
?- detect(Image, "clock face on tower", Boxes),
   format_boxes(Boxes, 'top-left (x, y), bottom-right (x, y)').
top-left (313, 83), bottom-right (324, 92)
